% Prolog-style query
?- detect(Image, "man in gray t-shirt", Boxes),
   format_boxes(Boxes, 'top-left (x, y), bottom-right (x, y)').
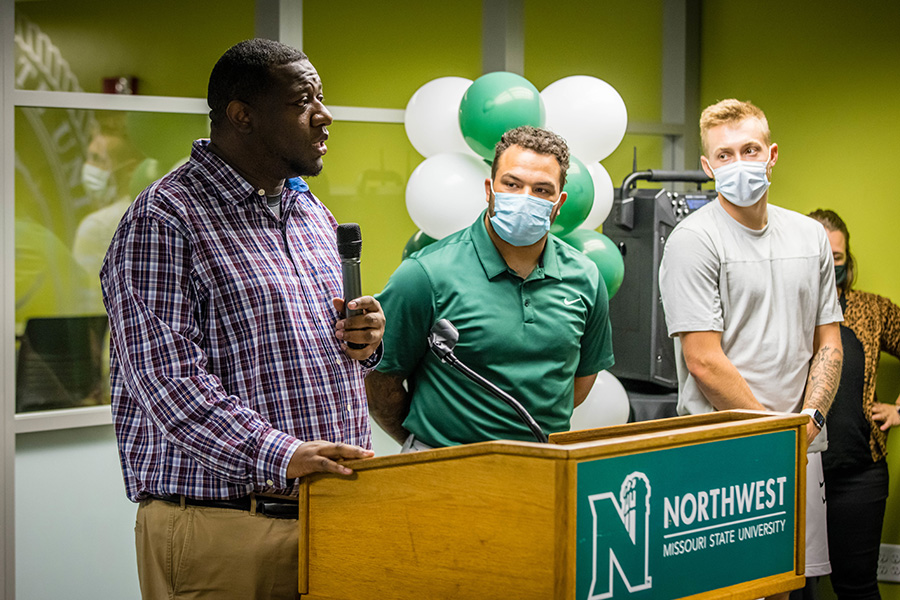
top-left (659, 99), bottom-right (843, 597)
top-left (662, 200), bottom-right (841, 417)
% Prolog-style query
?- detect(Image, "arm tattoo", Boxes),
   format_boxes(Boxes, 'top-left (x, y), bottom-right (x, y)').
top-left (803, 344), bottom-right (843, 415)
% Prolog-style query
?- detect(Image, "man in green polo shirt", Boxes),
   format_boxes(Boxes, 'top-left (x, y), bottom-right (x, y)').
top-left (366, 126), bottom-right (614, 449)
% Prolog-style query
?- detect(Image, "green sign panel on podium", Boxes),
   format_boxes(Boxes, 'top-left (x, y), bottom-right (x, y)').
top-left (576, 430), bottom-right (797, 599)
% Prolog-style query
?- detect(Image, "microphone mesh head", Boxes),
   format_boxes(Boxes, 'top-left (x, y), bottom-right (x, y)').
top-left (336, 223), bottom-right (362, 259)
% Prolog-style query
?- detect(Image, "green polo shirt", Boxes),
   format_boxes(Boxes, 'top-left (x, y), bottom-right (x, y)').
top-left (376, 212), bottom-right (614, 447)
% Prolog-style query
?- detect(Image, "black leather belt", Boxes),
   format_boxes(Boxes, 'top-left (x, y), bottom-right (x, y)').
top-left (151, 494), bottom-right (299, 520)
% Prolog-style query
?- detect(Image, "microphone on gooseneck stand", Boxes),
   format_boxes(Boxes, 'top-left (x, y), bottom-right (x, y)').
top-left (428, 319), bottom-right (549, 444)
top-left (336, 223), bottom-right (366, 350)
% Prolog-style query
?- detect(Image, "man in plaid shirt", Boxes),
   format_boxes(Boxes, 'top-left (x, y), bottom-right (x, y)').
top-left (101, 39), bottom-right (385, 599)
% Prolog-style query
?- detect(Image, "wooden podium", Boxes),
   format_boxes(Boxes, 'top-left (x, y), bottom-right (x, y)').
top-left (299, 410), bottom-right (808, 600)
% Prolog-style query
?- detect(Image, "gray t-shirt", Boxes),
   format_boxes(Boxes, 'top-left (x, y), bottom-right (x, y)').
top-left (658, 200), bottom-right (842, 416)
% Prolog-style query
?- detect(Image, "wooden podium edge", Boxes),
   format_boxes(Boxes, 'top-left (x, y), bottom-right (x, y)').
top-left (797, 421), bottom-right (810, 580)
top-left (336, 411), bottom-right (809, 475)
top-left (298, 479), bottom-right (309, 595)
top-left (555, 459), bottom-right (576, 600)
top-left (549, 409), bottom-right (805, 445)
top-left (681, 572), bottom-right (806, 600)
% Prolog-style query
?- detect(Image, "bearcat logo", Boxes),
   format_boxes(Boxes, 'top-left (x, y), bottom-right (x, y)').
top-left (587, 472), bottom-right (652, 599)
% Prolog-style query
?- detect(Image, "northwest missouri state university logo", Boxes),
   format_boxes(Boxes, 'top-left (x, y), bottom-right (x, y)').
top-left (587, 472), bottom-right (652, 600)
top-left (577, 432), bottom-right (796, 599)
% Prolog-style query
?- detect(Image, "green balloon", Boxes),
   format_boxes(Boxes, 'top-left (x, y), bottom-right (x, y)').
top-left (458, 72), bottom-right (545, 161)
top-left (402, 230), bottom-right (437, 260)
top-left (560, 229), bottom-right (624, 299)
top-left (550, 155), bottom-right (594, 237)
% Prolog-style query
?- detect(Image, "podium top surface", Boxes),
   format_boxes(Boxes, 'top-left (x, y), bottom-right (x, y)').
top-left (341, 410), bottom-right (808, 473)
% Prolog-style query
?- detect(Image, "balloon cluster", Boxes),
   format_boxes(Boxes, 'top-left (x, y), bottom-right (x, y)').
top-left (403, 73), bottom-right (625, 298)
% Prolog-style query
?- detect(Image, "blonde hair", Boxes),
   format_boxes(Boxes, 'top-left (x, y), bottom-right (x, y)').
top-left (700, 99), bottom-right (770, 155)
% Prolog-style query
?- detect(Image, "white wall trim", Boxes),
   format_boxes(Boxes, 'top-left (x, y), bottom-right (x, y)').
top-left (13, 93), bottom-right (681, 137)
top-left (13, 90), bottom-right (210, 113)
top-left (14, 91), bottom-right (408, 124)
top-left (2, 0), bottom-right (16, 594)
top-left (14, 406), bottom-right (112, 434)
top-left (329, 106), bottom-right (405, 124)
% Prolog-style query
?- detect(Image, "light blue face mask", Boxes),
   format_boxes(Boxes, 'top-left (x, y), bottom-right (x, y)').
top-left (489, 191), bottom-right (560, 247)
top-left (712, 149), bottom-right (772, 208)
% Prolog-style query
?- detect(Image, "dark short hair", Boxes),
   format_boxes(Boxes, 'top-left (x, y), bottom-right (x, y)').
top-left (808, 208), bottom-right (856, 293)
top-left (491, 126), bottom-right (570, 189)
top-left (207, 38), bottom-right (308, 126)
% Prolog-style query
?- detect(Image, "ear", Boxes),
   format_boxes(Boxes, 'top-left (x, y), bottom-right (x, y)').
top-left (224, 100), bottom-right (253, 134)
top-left (550, 191), bottom-right (567, 223)
top-left (768, 143), bottom-right (779, 167)
top-left (484, 178), bottom-right (493, 204)
top-left (700, 155), bottom-right (715, 179)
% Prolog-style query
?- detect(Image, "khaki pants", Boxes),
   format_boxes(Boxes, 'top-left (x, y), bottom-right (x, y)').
top-left (135, 498), bottom-right (299, 600)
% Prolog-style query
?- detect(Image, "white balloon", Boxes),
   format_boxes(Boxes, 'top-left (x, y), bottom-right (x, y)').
top-left (404, 77), bottom-right (478, 159)
top-left (406, 152), bottom-right (490, 239)
top-left (541, 76), bottom-right (628, 163)
top-left (569, 370), bottom-right (630, 431)
top-left (580, 162), bottom-right (615, 230)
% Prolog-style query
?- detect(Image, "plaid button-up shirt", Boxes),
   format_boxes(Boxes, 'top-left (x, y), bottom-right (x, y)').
top-left (101, 140), bottom-right (375, 502)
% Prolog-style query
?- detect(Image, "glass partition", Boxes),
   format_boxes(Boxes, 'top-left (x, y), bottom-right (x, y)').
top-left (14, 106), bottom-right (209, 413)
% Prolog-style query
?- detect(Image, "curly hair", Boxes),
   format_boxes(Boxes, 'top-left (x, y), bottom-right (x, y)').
top-left (208, 39), bottom-right (308, 127)
top-left (808, 208), bottom-right (856, 293)
top-left (700, 99), bottom-right (770, 155)
top-left (491, 126), bottom-right (570, 189)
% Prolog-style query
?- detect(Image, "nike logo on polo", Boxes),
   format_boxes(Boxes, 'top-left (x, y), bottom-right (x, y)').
top-left (564, 298), bottom-right (580, 306)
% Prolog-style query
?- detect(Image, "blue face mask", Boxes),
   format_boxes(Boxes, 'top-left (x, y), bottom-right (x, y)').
top-left (489, 191), bottom-right (560, 247)
top-left (711, 148), bottom-right (772, 208)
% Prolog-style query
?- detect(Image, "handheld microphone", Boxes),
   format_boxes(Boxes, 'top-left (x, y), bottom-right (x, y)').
top-left (336, 223), bottom-right (366, 350)
top-left (427, 319), bottom-right (548, 444)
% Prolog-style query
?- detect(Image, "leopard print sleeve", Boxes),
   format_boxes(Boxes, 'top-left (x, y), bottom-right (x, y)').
top-left (879, 294), bottom-right (900, 358)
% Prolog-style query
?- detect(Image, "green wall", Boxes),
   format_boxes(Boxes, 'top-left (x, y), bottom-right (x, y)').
top-left (302, 1), bottom-right (483, 292)
top-left (701, 2), bottom-right (900, 597)
top-left (524, 0), bottom-right (665, 191)
top-left (304, 0), bottom-right (666, 293)
top-left (303, 0), bottom-right (483, 109)
top-left (15, 0), bottom-right (252, 97)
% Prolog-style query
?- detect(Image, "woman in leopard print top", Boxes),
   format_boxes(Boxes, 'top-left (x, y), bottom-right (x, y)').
top-left (809, 209), bottom-right (900, 600)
